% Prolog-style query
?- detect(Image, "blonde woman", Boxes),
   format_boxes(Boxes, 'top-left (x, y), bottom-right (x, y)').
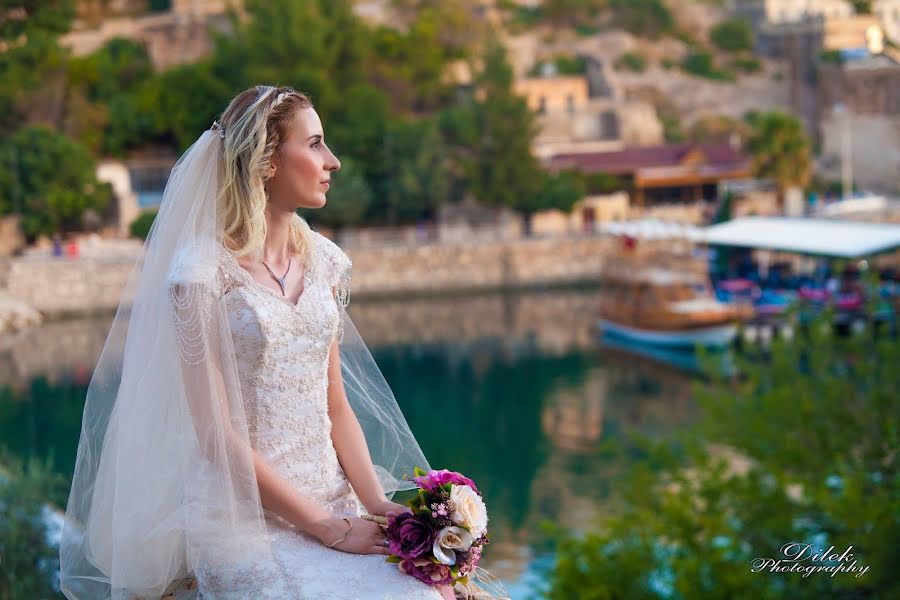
top-left (60, 86), bottom-right (457, 599)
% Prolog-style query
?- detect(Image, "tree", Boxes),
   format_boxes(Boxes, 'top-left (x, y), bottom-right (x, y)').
top-left (438, 40), bottom-right (544, 215)
top-left (515, 170), bottom-right (585, 235)
top-left (710, 18), bottom-right (754, 53)
top-left (0, 1), bottom-right (76, 135)
top-left (0, 126), bottom-right (112, 238)
top-left (744, 111), bottom-right (812, 212)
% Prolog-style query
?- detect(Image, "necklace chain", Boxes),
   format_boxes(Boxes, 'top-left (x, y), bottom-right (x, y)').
top-left (261, 258), bottom-right (291, 296)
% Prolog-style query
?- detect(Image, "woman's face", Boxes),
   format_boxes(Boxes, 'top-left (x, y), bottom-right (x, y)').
top-left (265, 107), bottom-right (340, 211)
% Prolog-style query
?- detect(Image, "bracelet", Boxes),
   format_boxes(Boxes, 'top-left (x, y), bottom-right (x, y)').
top-left (326, 516), bottom-right (353, 548)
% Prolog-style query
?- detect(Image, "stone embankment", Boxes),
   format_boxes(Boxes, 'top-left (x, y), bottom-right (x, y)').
top-left (0, 235), bottom-right (701, 333)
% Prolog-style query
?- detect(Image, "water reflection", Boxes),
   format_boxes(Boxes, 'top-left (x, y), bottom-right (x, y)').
top-left (0, 287), bottom-right (700, 598)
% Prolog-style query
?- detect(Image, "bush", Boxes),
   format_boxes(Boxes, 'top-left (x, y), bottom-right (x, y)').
top-left (682, 52), bottom-right (736, 81)
top-left (129, 210), bottom-right (157, 240)
top-left (609, 0), bottom-right (674, 39)
top-left (731, 55), bottom-right (762, 73)
top-left (0, 453), bottom-right (66, 599)
top-left (615, 52), bottom-right (648, 72)
top-left (544, 315), bottom-right (900, 599)
top-left (710, 18), bottom-right (754, 53)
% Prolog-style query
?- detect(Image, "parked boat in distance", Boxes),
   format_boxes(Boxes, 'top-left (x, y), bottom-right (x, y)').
top-left (597, 270), bottom-right (752, 348)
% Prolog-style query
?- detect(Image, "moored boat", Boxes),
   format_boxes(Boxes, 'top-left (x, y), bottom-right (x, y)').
top-left (597, 270), bottom-right (751, 348)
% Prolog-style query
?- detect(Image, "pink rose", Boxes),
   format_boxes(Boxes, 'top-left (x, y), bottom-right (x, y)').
top-left (414, 469), bottom-right (480, 494)
top-left (399, 557), bottom-right (454, 586)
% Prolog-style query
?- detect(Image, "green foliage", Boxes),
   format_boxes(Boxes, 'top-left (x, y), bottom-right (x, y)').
top-left (661, 115), bottom-right (686, 143)
top-left (710, 18), bottom-right (754, 53)
top-left (820, 49), bottom-right (845, 64)
top-left (0, 126), bottom-right (111, 237)
top-left (682, 52), bottom-right (736, 81)
top-left (529, 55), bottom-right (587, 76)
top-left (744, 110), bottom-right (812, 194)
top-left (541, 0), bottom-right (607, 27)
top-left (584, 172), bottom-right (628, 194)
top-left (545, 317), bottom-right (900, 599)
top-left (850, 0), bottom-right (872, 13)
top-left (609, 0), bottom-right (674, 39)
top-left (730, 55), bottom-right (762, 73)
top-left (615, 52), bottom-right (648, 72)
top-left (0, 1), bottom-right (75, 135)
top-left (517, 170), bottom-right (585, 234)
top-left (0, 452), bottom-right (67, 600)
top-left (129, 210), bottom-right (157, 240)
top-left (438, 41), bottom-right (544, 212)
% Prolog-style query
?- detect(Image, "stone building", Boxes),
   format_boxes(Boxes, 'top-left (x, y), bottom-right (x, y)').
top-left (816, 54), bottom-right (900, 192)
top-left (545, 141), bottom-right (752, 225)
top-left (512, 58), bottom-right (663, 160)
top-left (63, 1), bottom-right (237, 68)
top-left (875, 0), bottom-right (900, 42)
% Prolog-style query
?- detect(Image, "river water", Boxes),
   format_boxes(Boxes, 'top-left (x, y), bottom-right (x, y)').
top-left (0, 286), bottom-right (701, 599)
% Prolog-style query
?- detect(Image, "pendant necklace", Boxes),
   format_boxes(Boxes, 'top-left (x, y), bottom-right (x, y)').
top-left (261, 258), bottom-right (291, 296)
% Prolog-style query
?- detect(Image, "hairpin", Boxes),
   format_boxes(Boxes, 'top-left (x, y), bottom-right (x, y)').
top-left (275, 92), bottom-right (287, 106)
top-left (210, 120), bottom-right (225, 139)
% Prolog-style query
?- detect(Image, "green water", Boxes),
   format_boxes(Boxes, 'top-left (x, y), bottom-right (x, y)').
top-left (0, 288), bottom-right (700, 599)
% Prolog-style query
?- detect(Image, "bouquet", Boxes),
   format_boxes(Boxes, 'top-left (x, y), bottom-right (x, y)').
top-left (378, 468), bottom-right (491, 591)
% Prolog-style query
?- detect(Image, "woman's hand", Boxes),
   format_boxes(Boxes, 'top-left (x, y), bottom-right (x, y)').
top-left (317, 516), bottom-right (392, 555)
top-left (367, 499), bottom-right (412, 518)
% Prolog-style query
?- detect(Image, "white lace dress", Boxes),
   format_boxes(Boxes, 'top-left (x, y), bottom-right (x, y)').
top-left (195, 230), bottom-right (444, 600)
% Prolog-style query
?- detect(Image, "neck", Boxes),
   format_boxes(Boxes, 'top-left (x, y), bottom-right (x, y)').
top-left (262, 205), bottom-right (294, 265)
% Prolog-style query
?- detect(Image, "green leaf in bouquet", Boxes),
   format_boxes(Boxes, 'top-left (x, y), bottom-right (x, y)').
top-left (457, 575), bottom-right (470, 585)
top-left (413, 466), bottom-right (428, 477)
top-left (386, 554), bottom-right (402, 564)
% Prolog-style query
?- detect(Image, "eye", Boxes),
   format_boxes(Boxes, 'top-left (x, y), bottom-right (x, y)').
top-left (312, 141), bottom-right (321, 149)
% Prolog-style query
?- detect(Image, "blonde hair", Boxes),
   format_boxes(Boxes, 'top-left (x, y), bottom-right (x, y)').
top-left (217, 84), bottom-right (316, 260)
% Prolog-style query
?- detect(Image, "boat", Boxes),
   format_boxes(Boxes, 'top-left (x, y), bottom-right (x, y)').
top-left (597, 270), bottom-right (751, 348)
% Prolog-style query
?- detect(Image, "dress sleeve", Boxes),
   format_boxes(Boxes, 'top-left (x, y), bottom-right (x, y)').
top-left (313, 231), bottom-right (352, 342)
top-left (166, 248), bottom-right (226, 365)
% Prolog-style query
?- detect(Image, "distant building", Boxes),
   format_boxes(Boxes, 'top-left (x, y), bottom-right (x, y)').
top-left (512, 58), bottom-right (663, 160)
top-left (875, 0), bottom-right (900, 43)
top-left (64, 1), bottom-right (237, 68)
top-left (816, 53), bottom-right (900, 192)
top-left (546, 141), bottom-right (751, 218)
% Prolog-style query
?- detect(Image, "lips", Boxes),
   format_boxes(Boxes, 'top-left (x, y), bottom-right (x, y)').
top-left (321, 181), bottom-right (330, 190)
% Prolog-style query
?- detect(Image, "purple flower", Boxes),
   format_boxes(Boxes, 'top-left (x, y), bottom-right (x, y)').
top-left (414, 469), bottom-right (480, 494)
top-left (399, 557), bottom-right (454, 586)
top-left (386, 512), bottom-right (437, 559)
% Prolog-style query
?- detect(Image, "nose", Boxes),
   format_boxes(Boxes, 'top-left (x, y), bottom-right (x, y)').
top-left (327, 147), bottom-right (340, 172)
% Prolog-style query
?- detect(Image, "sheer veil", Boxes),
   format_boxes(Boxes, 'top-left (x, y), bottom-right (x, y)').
top-left (59, 125), bottom-right (431, 599)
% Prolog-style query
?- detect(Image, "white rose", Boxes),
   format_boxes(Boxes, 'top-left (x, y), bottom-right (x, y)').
top-left (432, 525), bottom-right (473, 566)
top-left (449, 484), bottom-right (488, 538)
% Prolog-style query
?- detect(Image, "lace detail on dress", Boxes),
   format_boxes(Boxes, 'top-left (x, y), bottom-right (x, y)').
top-left (313, 232), bottom-right (352, 343)
top-left (167, 246), bottom-right (223, 365)
top-left (187, 232), bottom-right (441, 599)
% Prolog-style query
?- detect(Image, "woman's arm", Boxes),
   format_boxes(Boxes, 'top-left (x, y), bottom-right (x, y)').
top-left (325, 335), bottom-right (393, 512)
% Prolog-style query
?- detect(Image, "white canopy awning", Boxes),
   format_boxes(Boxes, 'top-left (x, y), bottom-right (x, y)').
top-left (702, 217), bottom-right (900, 258)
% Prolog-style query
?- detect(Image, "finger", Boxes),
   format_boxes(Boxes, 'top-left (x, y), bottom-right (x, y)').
top-left (371, 546), bottom-right (391, 555)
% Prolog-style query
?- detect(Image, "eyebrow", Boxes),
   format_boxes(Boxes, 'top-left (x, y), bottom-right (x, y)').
top-left (307, 134), bottom-right (323, 141)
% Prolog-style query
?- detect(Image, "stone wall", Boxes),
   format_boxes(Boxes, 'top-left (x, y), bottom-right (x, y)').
top-left (0, 236), bottom-right (704, 317)
top-left (3, 257), bottom-right (137, 317)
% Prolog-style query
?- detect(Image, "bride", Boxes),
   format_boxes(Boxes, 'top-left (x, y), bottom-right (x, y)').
top-left (59, 85), bottom-right (460, 599)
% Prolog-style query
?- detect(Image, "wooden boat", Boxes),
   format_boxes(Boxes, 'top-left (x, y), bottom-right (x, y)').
top-left (597, 270), bottom-right (752, 348)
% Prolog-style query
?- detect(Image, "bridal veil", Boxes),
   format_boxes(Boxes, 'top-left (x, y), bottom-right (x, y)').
top-left (60, 124), bottom-right (431, 599)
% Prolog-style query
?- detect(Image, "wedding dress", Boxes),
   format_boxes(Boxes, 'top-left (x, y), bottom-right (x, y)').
top-left (60, 126), bottom-right (459, 600)
top-left (182, 230), bottom-right (445, 599)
